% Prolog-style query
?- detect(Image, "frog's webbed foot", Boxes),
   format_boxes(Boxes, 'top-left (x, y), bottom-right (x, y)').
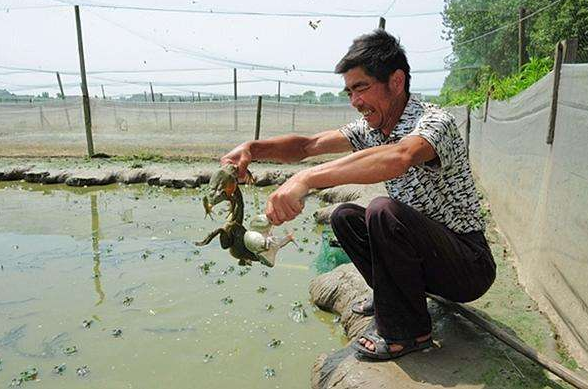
top-left (238, 258), bottom-right (252, 266)
top-left (202, 197), bottom-right (215, 220)
top-left (194, 228), bottom-right (224, 246)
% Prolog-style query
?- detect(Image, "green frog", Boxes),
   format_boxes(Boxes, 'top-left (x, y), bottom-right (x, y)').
top-left (195, 165), bottom-right (259, 266)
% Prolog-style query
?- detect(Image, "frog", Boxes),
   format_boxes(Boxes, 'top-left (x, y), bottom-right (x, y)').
top-left (195, 164), bottom-right (259, 266)
top-left (243, 214), bottom-right (295, 267)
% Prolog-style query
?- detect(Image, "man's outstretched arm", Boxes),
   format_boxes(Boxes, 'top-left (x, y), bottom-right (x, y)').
top-left (220, 130), bottom-right (352, 180)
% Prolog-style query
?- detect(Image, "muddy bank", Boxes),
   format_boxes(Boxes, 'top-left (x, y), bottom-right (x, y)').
top-left (0, 164), bottom-right (295, 188)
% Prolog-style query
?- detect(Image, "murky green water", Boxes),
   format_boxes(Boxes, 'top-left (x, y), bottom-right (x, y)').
top-left (0, 182), bottom-right (345, 388)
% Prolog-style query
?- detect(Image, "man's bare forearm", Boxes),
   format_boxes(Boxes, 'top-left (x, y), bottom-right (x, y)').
top-left (247, 135), bottom-right (313, 163)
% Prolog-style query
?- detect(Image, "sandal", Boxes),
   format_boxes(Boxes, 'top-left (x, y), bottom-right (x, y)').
top-left (351, 296), bottom-right (374, 316)
top-left (351, 330), bottom-right (433, 361)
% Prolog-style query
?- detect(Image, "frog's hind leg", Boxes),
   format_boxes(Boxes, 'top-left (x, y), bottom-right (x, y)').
top-left (194, 228), bottom-right (224, 246)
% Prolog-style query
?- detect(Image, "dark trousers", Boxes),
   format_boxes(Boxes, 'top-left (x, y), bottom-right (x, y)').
top-left (330, 197), bottom-right (496, 341)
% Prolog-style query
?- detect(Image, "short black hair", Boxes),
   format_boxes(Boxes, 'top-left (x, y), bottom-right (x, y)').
top-left (335, 29), bottom-right (411, 95)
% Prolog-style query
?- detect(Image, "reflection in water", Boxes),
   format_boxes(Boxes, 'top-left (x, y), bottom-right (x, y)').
top-left (91, 193), bottom-right (105, 306)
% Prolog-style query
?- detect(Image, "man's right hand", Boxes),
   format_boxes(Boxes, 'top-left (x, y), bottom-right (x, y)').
top-left (220, 142), bottom-right (253, 183)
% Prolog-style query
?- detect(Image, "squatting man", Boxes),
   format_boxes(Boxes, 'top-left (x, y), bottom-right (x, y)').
top-left (220, 29), bottom-right (496, 361)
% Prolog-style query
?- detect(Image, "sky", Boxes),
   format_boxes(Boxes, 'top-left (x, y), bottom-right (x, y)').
top-left (0, 0), bottom-right (453, 98)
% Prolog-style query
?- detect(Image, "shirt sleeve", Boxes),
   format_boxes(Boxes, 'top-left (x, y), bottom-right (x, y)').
top-left (338, 118), bottom-right (370, 151)
top-left (406, 109), bottom-right (457, 172)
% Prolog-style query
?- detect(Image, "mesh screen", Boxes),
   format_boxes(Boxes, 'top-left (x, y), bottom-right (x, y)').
top-left (0, 98), bottom-right (358, 156)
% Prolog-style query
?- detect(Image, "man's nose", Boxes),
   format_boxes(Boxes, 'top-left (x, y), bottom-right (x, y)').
top-left (350, 93), bottom-right (363, 108)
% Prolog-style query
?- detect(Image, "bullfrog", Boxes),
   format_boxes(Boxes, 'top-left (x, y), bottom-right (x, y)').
top-left (243, 214), bottom-right (295, 267)
top-left (194, 165), bottom-right (260, 266)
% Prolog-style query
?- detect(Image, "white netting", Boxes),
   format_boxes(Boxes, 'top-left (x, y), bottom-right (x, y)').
top-left (0, 98), bottom-right (357, 156)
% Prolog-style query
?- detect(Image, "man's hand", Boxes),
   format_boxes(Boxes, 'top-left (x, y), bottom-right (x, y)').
top-left (220, 143), bottom-right (252, 183)
top-left (265, 174), bottom-right (309, 225)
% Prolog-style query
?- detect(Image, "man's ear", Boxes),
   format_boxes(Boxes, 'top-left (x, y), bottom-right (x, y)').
top-left (388, 70), bottom-right (405, 95)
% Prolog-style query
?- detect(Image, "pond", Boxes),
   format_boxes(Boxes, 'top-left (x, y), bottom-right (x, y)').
top-left (0, 181), bottom-right (345, 388)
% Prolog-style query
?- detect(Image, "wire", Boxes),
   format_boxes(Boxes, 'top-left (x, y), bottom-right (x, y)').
top-left (411, 0), bottom-right (564, 53)
top-left (52, 0), bottom-right (387, 18)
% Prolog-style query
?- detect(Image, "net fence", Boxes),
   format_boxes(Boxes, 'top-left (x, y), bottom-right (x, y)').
top-left (0, 98), bottom-right (358, 157)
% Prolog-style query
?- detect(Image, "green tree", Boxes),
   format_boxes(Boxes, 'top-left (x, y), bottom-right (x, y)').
top-left (319, 92), bottom-right (336, 103)
top-left (302, 90), bottom-right (317, 103)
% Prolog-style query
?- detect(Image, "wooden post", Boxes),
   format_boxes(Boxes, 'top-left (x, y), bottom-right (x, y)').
top-left (564, 37), bottom-right (578, 63)
top-left (465, 105), bottom-right (471, 158)
top-left (379, 17), bottom-right (386, 30)
top-left (101, 84), bottom-right (105, 99)
top-left (160, 93), bottom-right (163, 102)
top-left (56, 71), bottom-right (72, 129)
top-left (198, 92), bottom-right (201, 102)
top-left (143, 91), bottom-right (148, 102)
top-left (291, 105), bottom-right (296, 131)
top-left (233, 68), bottom-right (237, 100)
top-left (56, 72), bottom-right (65, 99)
top-left (191, 92), bottom-right (195, 102)
top-left (74, 5), bottom-right (94, 157)
top-left (149, 82), bottom-right (155, 102)
top-left (254, 96), bottom-right (262, 140)
top-left (547, 41), bottom-right (564, 145)
top-left (168, 102), bottom-right (173, 131)
top-left (277, 81), bottom-right (281, 102)
top-left (483, 85), bottom-right (493, 123)
top-left (518, 7), bottom-right (528, 70)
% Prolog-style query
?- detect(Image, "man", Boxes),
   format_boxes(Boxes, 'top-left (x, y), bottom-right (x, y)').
top-left (221, 29), bottom-right (495, 360)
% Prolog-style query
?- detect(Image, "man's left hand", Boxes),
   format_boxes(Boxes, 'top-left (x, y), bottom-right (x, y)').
top-left (265, 174), bottom-right (309, 225)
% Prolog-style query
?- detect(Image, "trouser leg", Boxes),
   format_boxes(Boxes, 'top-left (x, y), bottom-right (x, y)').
top-left (331, 197), bottom-right (496, 341)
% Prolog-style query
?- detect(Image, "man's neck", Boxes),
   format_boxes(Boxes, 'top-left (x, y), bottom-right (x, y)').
top-left (380, 93), bottom-right (409, 137)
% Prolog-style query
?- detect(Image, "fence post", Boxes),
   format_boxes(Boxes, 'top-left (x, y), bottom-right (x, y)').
top-left (233, 68), bottom-right (238, 131)
top-left (149, 82), bottom-right (155, 102)
top-left (101, 84), bottom-right (106, 99)
top-left (483, 86), bottom-right (493, 123)
top-left (144, 91), bottom-right (148, 102)
top-left (564, 37), bottom-right (578, 63)
top-left (291, 105), bottom-right (296, 131)
top-left (465, 105), bottom-right (471, 158)
top-left (379, 17), bottom-right (386, 30)
top-left (518, 7), bottom-right (528, 70)
top-left (277, 81), bottom-right (281, 102)
top-left (547, 41), bottom-right (565, 145)
top-left (254, 96), bottom-right (262, 140)
top-left (168, 102), bottom-right (173, 131)
top-left (56, 71), bottom-right (72, 130)
top-left (74, 5), bottom-right (94, 157)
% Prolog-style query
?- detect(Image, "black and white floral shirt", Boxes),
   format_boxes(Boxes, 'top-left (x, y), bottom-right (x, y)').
top-left (339, 94), bottom-right (484, 234)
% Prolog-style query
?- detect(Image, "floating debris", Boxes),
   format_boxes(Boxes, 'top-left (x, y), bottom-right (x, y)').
top-left (76, 365), bottom-right (90, 377)
top-left (289, 301), bottom-right (308, 323)
top-left (141, 250), bottom-right (152, 260)
top-left (221, 296), bottom-right (233, 305)
top-left (63, 345), bottom-right (78, 355)
top-left (82, 319), bottom-right (93, 329)
top-left (199, 261), bottom-right (216, 275)
top-left (117, 236), bottom-right (125, 241)
top-left (214, 278), bottom-right (225, 285)
top-left (256, 286), bottom-right (267, 293)
top-left (263, 366), bottom-right (276, 378)
top-left (260, 270), bottom-right (269, 277)
top-left (267, 339), bottom-right (282, 348)
top-left (122, 296), bottom-right (134, 306)
top-left (265, 304), bottom-right (274, 311)
top-left (221, 265), bottom-right (235, 275)
top-left (19, 367), bottom-right (38, 382)
top-left (111, 328), bottom-right (123, 338)
top-left (203, 353), bottom-right (214, 363)
top-left (53, 363), bottom-right (66, 375)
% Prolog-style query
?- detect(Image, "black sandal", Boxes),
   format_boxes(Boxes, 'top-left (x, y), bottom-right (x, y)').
top-left (351, 296), bottom-right (374, 316)
top-left (351, 330), bottom-right (433, 361)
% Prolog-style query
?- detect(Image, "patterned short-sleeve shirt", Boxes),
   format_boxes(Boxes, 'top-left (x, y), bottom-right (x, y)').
top-left (339, 94), bottom-right (484, 234)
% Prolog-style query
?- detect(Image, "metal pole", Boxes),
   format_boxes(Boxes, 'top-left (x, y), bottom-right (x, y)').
top-left (254, 96), bottom-right (262, 140)
top-left (465, 105), bottom-right (471, 158)
top-left (168, 102), bottom-right (173, 131)
top-left (149, 82), bottom-right (155, 102)
top-left (74, 5), bottom-right (94, 157)
top-left (518, 8), bottom-right (528, 70)
top-left (198, 92), bottom-right (201, 102)
top-left (144, 91), bottom-right (148, 102)
top-left (191, 92), bottom-right (195, 102)
top-left (101, 84), bottom-right (106, 99)
top-left (277, 81), bottom-right (281, 102)
top-left (378, 17), bottom-right (386, 30)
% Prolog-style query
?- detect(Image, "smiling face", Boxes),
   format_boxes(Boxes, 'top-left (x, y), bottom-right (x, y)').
top-left (343, 66), bottom-right (407, 135)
